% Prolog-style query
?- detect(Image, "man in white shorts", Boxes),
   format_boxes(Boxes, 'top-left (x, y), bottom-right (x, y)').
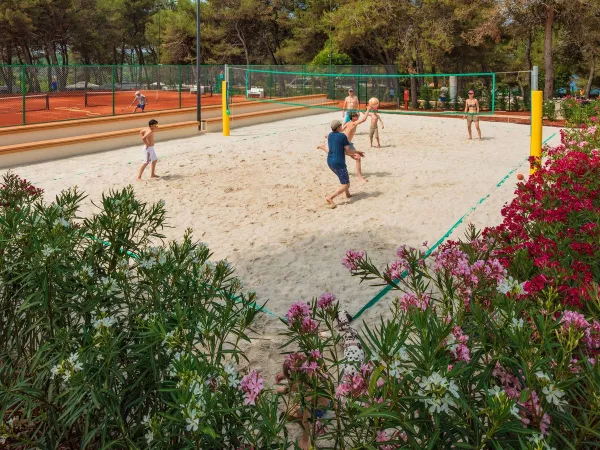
top-left (137, 119), bottom-right (159, 181)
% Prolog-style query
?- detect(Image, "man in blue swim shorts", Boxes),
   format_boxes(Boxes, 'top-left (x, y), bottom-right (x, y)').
top-left (317, 119), bottom-right (365, 209)
top-left (341, 88), bottom-right (359, 123)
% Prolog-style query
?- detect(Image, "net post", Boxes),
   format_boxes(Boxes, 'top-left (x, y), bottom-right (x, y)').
top-left (111, 65), bottom-right (116, 115)
top-left (530, 90), bottom-right (543, 174)
top-left (222, 80), bottom-right (230, 136)
top-left (178, 65), bottom-right (182, 109)
top-left (21, 66), bottom-right (26, 125)
top-left (491, 72), bottom-right (496, 114)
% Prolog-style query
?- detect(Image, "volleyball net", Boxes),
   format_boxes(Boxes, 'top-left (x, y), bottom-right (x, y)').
top-left (236, 67), bottom-right (496, 115)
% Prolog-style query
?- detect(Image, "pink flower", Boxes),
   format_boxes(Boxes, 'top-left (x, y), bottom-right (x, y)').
top-left (376, 430), bottom-right (389, 442)
top-left (300, 317), bottom-right (318, 334)
top-left (240, 370), bottom-right (264, 406)
top-left (285, 301), bottom-right (310, 324)
top-left (342, 249), bottom-right (364, 271)
top-left (309, 349), bottom-right (322, 359)
top-left (560, 310), bottom-right (590, 330)
top-left (397, 292), bottom-right (430, 312)
top-left (448, 326), bottom-right (470, 363)
top-left (300, 360), bottom-right (319, 375)
top-left (315, 419), bottom-right (326, 436)
top-left (317, 292), bottom-right (336, 309)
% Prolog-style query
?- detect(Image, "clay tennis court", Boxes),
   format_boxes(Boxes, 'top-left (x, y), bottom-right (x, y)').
top-left (0, 90), bottom-right (246, 128)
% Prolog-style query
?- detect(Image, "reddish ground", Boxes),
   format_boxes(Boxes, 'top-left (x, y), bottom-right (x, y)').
top-left (0, 91), bottom-right (246, 128)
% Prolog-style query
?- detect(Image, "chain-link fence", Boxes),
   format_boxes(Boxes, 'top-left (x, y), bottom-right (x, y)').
top-left (0, 64), bottom-right (228, 128)
top-left (0, 64), bottom-right (521, 128)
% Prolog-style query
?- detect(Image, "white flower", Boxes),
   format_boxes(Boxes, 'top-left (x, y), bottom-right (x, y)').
top-left (417, 372), bottom-right (460, 414)
top-left (527, 433), bottom-right (556, 450)
top-left (92, 316), bottom-right (117, 329)
top-left (144, 430), bottom-right (154, 444)
top-left (185, 413), bottom-right (200, 432)
top-left (158, 253), bottom-right (166, 265)
top-left (157, 200), bottom-right (165, 208)
top-left (101, 277), bottom-right (118, 293)
top-left (54, 217), bottom-right (69, 228)
top-left (50, 365), bottom-right (60, 379)
top-left (487, 385), bottom-right (503, 397)
top-left (142, 414), bottom-right (151, 425)
top-left (510, 403), bottom-right (520, 419)
top-left (509, 317), bottom-right (524, 330)
top-left (41, 245), bottom-right (56, 257)
top-left (80, 265), bottom-right (93, 278)
top-left (497, 276), bottom-right (524, 295)
top-left (535, 371), bottom-right (551, 382)
top-left (139, 258), bottom-right (156, 269)
top-left (542, 384), bottom-right (566, 410)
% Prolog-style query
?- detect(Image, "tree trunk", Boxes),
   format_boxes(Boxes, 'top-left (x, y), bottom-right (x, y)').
top-left (585, 62), bottom-right (594, 99)
top-left (543, 5), bottom-right (554, 100)
top-left (525, 33), bottom-right (532, 89)
top-left (410, 63), bottom-right (418, 109)
top-left (235, 23), bottom-right (250, 66)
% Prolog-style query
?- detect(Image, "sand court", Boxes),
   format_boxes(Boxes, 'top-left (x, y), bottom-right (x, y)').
top-left (14, 112), bottom-right (559, 321)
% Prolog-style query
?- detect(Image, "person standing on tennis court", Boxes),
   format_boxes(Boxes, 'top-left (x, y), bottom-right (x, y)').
top-left (137, 119), bottom-right (159, 181)
top-left (464, 90), bottom-right (482, 140)
top-left (317, 120), bottom-right (365, 209)
top-left (129, 91), bottom-right (147, 113)
top-left (342, 88), bottom-right (359, 123)
top-left (341, 105), bottom-right (371, 182)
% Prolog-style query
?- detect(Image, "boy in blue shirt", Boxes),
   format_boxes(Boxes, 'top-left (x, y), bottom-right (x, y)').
top-left (317, 120), bottom-right (365, 209)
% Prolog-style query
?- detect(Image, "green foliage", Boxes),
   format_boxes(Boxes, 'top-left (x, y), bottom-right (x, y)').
top-left (543, 100), bottom-right (557, 121)
top-left (0, 174), bottom-right (287, 448)
top-left (310, 41), bottom-right (352, 66)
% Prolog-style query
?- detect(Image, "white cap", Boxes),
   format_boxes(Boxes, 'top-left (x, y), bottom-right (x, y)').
top-left (135, 91), bottom-right (141, 96)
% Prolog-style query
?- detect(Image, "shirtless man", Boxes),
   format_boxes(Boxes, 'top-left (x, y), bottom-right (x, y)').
top-left (137, 119), bottom-right (159, 181)
top-left (463, 90), bottom-right (482, 140)
top-left (341, 88), bottom-right (360, 123)
top-left (342, 105), bottom-right (371, 182)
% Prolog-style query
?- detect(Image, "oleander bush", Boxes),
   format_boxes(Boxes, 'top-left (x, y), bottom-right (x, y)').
top-left (0, 173), bottom-right (288, 448)
top-left (2, 112), bottom-right (600, 450)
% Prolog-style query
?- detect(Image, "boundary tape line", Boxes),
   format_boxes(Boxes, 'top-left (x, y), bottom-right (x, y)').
top-left (352, 131), bottom-right (558, 320)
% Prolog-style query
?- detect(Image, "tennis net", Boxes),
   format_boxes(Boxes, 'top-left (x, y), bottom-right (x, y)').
top-left (84, 91), bottom-right (113, 107)
top-left (0, 94), bottom-right (50, 114)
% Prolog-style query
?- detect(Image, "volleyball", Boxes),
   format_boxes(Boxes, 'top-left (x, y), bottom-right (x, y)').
top-left (517, 173), bottom-right (524, 180)
top-left (368, 97), bottom-right (380, 109)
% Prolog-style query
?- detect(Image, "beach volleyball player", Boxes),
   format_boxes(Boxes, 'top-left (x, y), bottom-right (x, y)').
top-left (317, 120), bottom-right (365, 209)
top-left (342, 88), bottom-right (359, 123)
top-left (464, 90), bottom-right (482, 140)
top-left (341, 104), bottom-right (372, 182)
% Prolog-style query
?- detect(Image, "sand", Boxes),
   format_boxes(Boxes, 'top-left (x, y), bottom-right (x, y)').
top-left (13, 112), bottom-right (560, 384)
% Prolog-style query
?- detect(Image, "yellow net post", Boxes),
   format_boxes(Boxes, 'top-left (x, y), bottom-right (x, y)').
top-left (530, 90), bottom-right (543, 174)
top-left (222, 80), bottom-right (230, 136)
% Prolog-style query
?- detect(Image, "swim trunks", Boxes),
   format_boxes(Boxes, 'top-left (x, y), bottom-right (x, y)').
top-left (344, 112), bottom-right (352, 123)
top-left (144, 146), bottom-right (158, 163)
top-left (137, 103), bottom-right (146, 111)
top-left (369, 125), bottom-right (379, 139)
top-left (329, 165), bottom-right (350, 185)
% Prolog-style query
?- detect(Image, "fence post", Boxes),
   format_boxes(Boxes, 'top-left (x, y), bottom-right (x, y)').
top-left (21, 66), bottom-right (26, 125)
top-left (111, 65), bottom-right (116, 115)
top-left (178, 65), bottom-right (182, 109)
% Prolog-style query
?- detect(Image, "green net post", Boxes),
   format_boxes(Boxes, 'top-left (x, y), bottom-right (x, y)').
top-left (269, 65), bottom-right (272, 99)
top-left (21, 66), bottom-right (26, 125)
top-left (491, 72), bottom-right (496, 114)
top-left (178, 65), bottom-right (182, 108)
top-left (302, 65), bottom-right (306, 97)
top-left (111, 65), bottom-right (116, 115)
top-left (357, 66), bottom-right (362, 106)
top-left (245, 69), bottom-right (249, 100)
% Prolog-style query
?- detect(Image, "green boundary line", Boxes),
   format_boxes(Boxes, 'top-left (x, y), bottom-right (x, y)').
top-left (352, 131), bottom-right (558, 320)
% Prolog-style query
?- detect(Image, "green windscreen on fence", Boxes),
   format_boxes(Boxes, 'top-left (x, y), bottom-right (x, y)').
top-left (239, 67), bottom-right (496, 116)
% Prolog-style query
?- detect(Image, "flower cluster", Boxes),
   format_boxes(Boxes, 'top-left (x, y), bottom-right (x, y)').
top-left (240, 369), bottom-right (264, 406)
top-left (50, 351), bottom-right (83, 382)
top-left (446, 326), bottom-right (470, 363)
top-left (285, 301), bottom-right (318, 333)
top-left (317, 292), bottom-right (336, 309)
top-left (417, 372), bottom-right (460, 414)
top-left (342, 249), bottom-right (365, 271)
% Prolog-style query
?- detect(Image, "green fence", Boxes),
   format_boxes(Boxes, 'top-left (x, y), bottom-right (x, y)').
top-left (0, 64), bottom-right (226, 128)
top-left (0, 64), bottom-right (527, 128)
